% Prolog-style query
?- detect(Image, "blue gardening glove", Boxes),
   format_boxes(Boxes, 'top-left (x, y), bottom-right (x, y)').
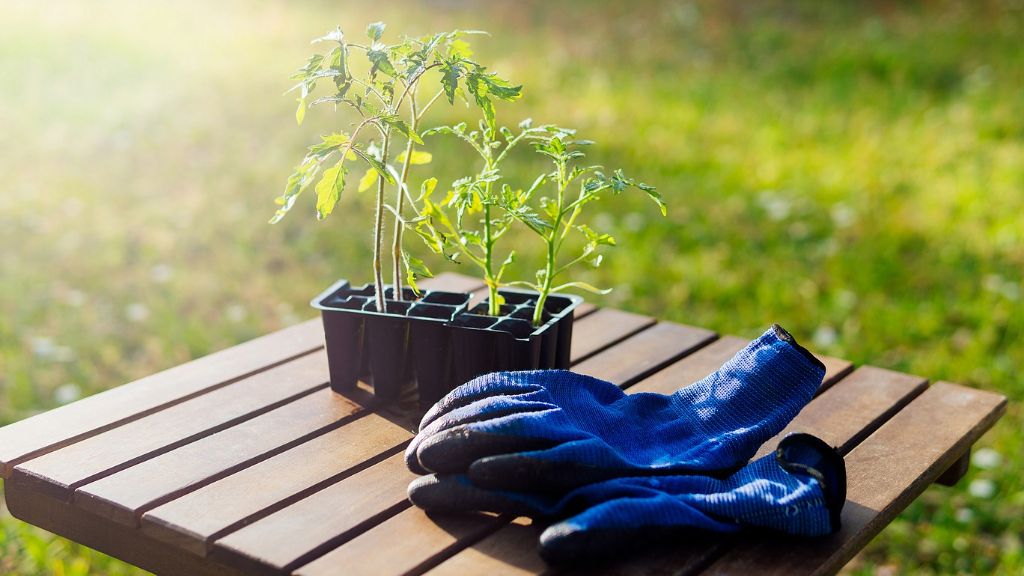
top-left (406, 325), bottom-right (826, 490)
top-left (409, 433), bottom-right (846, 564)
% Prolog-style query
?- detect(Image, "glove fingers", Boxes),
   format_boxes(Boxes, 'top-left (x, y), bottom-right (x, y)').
top-left (538, 495), bottom-right (738, 565)
top-left (418, 374), bottom-right (546, 432)
top-left (407, 474), bottom-right (552, 517)
top-left (468, 441), bottom-right (624, 491)
top-left (415, 411), bottom-right (569, 474)
top-left (407, 399), bottom-right (560, 474)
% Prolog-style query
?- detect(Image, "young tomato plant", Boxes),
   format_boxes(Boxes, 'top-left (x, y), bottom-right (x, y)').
top-left (270, 23), bottom-right (519, 310)
top-left (506, 129), bottom-right (667, 326)
top-left (412, 118), bottom-right (550, 315)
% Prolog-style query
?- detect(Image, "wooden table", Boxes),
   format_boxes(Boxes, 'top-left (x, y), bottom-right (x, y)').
top-left (0, 273), bottom-right (1006, 575)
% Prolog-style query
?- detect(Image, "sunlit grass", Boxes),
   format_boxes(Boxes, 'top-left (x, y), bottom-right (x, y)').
top-left (1, 1), bottom-right (1021, 574)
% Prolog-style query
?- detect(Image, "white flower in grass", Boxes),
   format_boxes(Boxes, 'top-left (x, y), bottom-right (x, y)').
top-left (954, 508), bottom-right (974, 523)
top-left (812, 325), bottom-right (838, 348)
top-left (968, 478), bottom-right (996, 499)
top-left (54, 383), bottom-right (81, 405)
top-left (972, 448), bottom-right (1002, 470)
top-left (65, 289), bottom-right (87, 307)
top-left (30, 336), bottom-right (56, 359)
top-left (226, 304), bottom-right (247, 323)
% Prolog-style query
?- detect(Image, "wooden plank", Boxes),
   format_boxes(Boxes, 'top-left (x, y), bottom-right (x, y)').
top-left (573, 322), bottom-right (716, 387)
top-left (141, 412), bottom-right (410, 556)
top-left (702, 382), bottom-right (1006, 576)
top-left (4, 482), bottom-right (244, 576)
top-left (75, 389), bottom-right (369, 527)
top-left (425, 517), bottom-right (546, 576)
top-left (293, 509), bottom-right (511, 576)
top-left (268, 324), bottom-right (716, 576)
top-left (573, 302), bottom-right (599, 318)
top-left (10, 352), bottom-right (332, 499)
top-left (210, 453), bottom-right (418, 575)
top-left (569, 308), bottom-right (655, 362)
top-left (0, 319), bottom-right (323, 479)
top-left (0, 273), bottom-right (482, 480)
top-left (427, 366), bottom-right (927, 575)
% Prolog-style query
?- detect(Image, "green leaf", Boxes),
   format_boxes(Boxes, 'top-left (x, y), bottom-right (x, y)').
top-left (439, 60), bottom-right (463, 104)
top-left (418, 177), bottom-right (438, 201)
top-left (397, 150), bottom-right (432, 165)
top-left (353, 148), bottom-right (396, 184)
top-left (290, 53), bottom-right (324, 80)
top-left (315, 162), bottom-right (347, 219)
top-left (367, 22), bottom-right (386, 42)
top-left (307, 132), bottom-right (350, 157)
top-left (381, 116), bottom-right (423, 144)
top-left (357, 168), bottom-right (378, 192)
top-left (328, 44), bottom-right (349, 88)
top-left (403, 253), bottom-right (433, 296)
top-left (270, 156), bottom-right (321, 223)
top-left (577, 224), bottom-right (616, 246)
top-left (552, 281), bottom-right (612, 295)
top-left (295, 97), bottom-right (306, 125)
top-left (367, 45), bottom-right (396, 77)
top-left (482, 75), bottom-right (522, 101)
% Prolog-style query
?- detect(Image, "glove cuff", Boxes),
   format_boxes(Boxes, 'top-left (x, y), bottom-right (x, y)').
top-left (775, 433), bottom-right (847, 534)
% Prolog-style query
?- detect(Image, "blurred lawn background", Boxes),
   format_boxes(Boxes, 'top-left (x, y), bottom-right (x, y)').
top-left (1, 0), bottom-right (1022, 574)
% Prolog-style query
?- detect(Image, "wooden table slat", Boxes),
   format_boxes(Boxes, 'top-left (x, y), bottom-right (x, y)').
top-left (0, 319), bottom-right (324, 479)
top-left (569, 308), bottom-right (656, 362)
top-left (701, 381), bottom-right (1007, 576)
top-left (75, 389), bottom-right (367, 527)
top-left (293, 509), bottom-right (510, 576)
top-left (11, 353), bottom-right (332, 499)
top-left (141, 412), bottom-right (411, 556)
top-left (574, 322), bottom-right (716, 387)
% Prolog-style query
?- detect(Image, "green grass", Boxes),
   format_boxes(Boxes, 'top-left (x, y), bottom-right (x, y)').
top-left (1, 1), bottom-right (1021, 573)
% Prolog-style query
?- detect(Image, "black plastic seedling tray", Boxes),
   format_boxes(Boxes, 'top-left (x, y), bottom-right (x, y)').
top-left (312, 280), bottom-right (582, 409)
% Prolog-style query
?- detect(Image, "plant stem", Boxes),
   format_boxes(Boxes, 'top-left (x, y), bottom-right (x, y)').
top-left (533, 159), bottom-right (568, 326)
top-left (391, 90), bottom-right (419, 300)
top-left (372, 128), bottom-right (392, 312)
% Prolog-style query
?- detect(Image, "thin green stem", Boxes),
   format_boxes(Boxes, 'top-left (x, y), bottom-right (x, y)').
top-left (391, 86), bottom-right (420, 299)
top-left (533, 159), bottom-right (569, 326)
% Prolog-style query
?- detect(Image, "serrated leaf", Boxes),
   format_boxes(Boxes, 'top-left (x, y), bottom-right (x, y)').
top-left (357, 168), bottom-right (378, 192)
top-left (315, 162), bottom-right (346, 219)
top-left (367, 45), bottom-right (396, 77)
top-left (381, 116), bottom-right (423, 144)
top-left (367, 22), bottom-right (386, 42)
top-left (439, 60), bottom-right (462, 104)
top-left (270, 156), bottom-right (321, 223)
top-left (290, 54), bottom-right (324, 83)
top-left (353, 148), bottom-right (396, 184)
top-left (418, 177), bottom-right (438, 201)
top-left (307, 132), bottom-right (350, 157)
top-left (397, 150), bottom-right (432, 165)
top-left (577, 224), bottom-right (616, 246)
